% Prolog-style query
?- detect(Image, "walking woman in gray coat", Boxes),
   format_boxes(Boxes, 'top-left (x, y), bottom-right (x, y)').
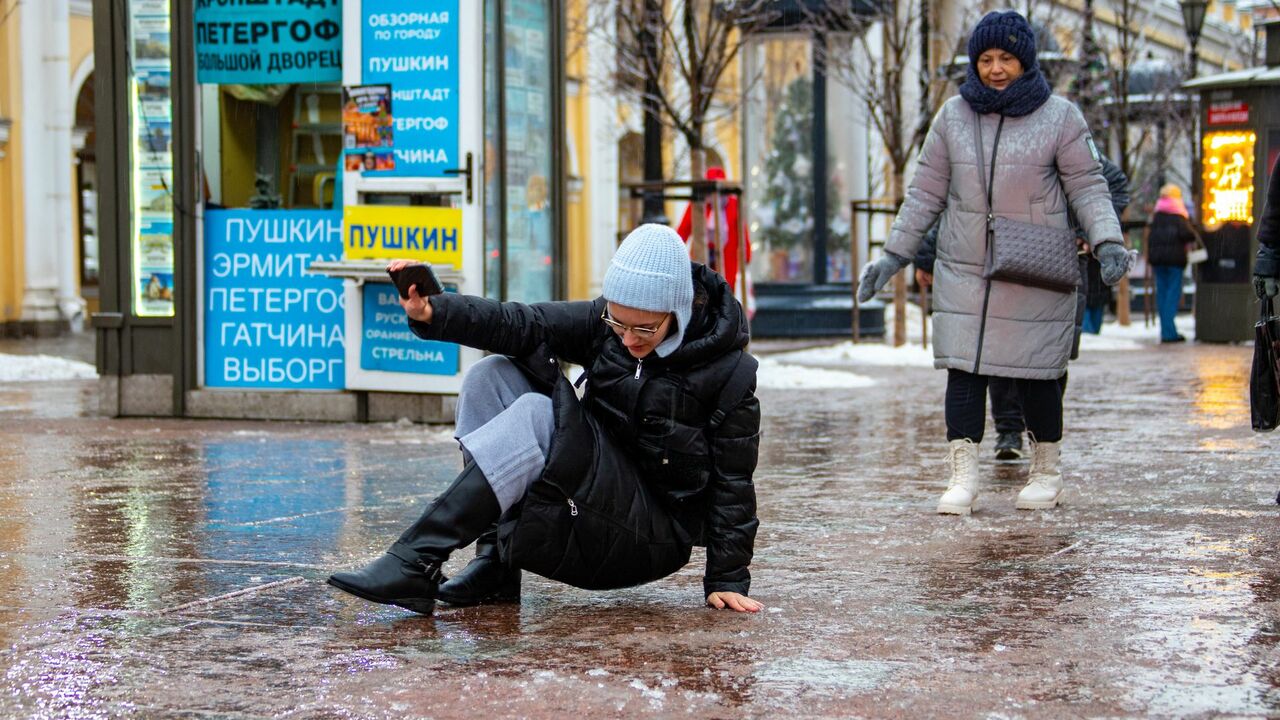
top-left (857, 10), bottom-right (1129, 515)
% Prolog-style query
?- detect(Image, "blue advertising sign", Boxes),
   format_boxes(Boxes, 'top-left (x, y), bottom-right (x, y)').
top-left (361, 0), bottom-right (459, 177)
top-left (194, 0), bottom-right (342, 85)
top-left (204, 209), bottom-right (346, 390)
top-left (361, 284), bottom-right (459, 375)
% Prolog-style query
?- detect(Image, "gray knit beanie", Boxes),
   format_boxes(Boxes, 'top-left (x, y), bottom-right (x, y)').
top-left (602, 224), bottom-right (694, 358)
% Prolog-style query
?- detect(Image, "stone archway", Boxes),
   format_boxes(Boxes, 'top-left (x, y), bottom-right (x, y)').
top-left (73, 67), bottom-right (99, 313)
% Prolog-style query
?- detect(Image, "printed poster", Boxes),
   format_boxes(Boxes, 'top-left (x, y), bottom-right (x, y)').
top-left (342, 84), bottom-right (395, 172)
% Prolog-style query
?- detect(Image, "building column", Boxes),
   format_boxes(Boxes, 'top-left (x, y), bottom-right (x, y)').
top-left (585, 2), bottom-right (618, 298)
top-left (20, 0), bottom-right (81, 334)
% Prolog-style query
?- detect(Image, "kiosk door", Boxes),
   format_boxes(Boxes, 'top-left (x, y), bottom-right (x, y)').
top-left (339, 0), bottom-right (484, 394)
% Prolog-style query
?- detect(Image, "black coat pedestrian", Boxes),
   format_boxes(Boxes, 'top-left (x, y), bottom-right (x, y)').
top-left (1084, 157), bottom-right (1131, 309)
top-left (410, 264), bottom-right (760, 596)
top-left (1146, 212), bottom-right (1198, 268)
top-left (1257, 155), bottom-right (1280, 278)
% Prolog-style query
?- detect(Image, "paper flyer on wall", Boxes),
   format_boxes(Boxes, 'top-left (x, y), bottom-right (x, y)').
top-left (342, 84), bottom-right (395, 172)
top-left (132, 14), bottom-right (170, 68)
top-left (136, 216), bottom-right (174, 316)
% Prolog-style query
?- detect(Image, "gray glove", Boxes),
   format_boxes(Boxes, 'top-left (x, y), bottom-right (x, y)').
top-left (857, 252), bottom-right (911, 303)
top-left (1096, 241), bottom-right (1133, 287)
top-left (1256, 276), bottom-right (1280, 299)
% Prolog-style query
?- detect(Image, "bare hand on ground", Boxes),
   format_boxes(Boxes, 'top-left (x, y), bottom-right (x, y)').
top-left (707, 591), bottom-right (763, 613)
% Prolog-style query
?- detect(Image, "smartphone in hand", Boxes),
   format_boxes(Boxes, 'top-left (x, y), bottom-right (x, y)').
top-left (388, 263), bottom-right (444, 299)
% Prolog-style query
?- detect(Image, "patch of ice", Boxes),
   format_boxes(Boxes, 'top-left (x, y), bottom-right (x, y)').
top-left (1078, 315), bottom-right (1197, 351)
top-left (756, 358), bottom-right (876, 390)
top-left (0, 353), bottom-right (97, 382)
top-left (629, 679), bottom-right (666, 700)
top-left (1078, 334), bottom-right (1144, 352)
top-left (755, 658), bottom-right (903, 693)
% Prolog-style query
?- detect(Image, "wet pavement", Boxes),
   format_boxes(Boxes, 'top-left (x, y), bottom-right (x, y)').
top-left (1, 336), bottom-right (1277, 718)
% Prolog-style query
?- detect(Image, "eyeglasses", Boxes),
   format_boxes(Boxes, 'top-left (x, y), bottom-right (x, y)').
top-left (600, 309), bottom-right (669, 339)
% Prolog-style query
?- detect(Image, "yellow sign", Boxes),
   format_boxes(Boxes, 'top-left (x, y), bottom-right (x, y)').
top-left (344, 205), bottom-right (463, 268)
top-left (1201, 131), bottom-right (1256, 230)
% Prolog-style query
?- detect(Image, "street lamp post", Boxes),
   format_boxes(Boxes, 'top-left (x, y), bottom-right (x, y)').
top-left (1180, 0), bottom-right (1207, 78)
top-left (1180, 0), bottom-right (1207, 218)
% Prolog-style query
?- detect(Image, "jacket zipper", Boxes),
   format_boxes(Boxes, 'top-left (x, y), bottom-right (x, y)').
top-left (561, 493), bottom-right (652, 541)
top-left (974, 278), bottom-right (994, 373)
top-left (634, 358), bottom-right (643, 379)
top-left (973, 114), bottom-right (1005, 375)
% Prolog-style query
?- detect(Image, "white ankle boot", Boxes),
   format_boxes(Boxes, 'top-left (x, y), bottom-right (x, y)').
top-left (938, 439), bottom-right (980, 515)
top-left (1016, 440), bottom-right (1063, 510)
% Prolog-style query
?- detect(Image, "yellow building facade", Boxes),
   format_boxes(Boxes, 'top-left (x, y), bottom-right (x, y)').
top-left (0, 0), bottom-right (98, 335)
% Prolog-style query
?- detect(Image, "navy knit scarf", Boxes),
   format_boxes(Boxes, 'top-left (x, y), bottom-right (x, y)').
top-left (959, 65), bottom-right (1052, 117)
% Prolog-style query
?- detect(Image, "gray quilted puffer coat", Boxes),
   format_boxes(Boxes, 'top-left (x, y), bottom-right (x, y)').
top-left (885, 95), bottom-right (1123, 380)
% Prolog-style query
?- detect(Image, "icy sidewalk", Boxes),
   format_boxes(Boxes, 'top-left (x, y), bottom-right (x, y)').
top-left (0, 335), bottom-right (1272, 718)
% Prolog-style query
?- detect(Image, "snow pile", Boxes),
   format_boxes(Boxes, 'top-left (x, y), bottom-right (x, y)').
top-left (771, 336), bottom-right (935, 368)
top-left (0, 353), bottom-right (97, 382)
top-left (755, 357), bottom-right (875, 390)
top-left (882, 299), bottom-right (931, 344)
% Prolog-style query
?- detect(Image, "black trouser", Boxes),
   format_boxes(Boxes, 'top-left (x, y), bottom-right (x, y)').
top-left (988, 377), bottom-right (1025, 434)
top-left (988, 372), bottom-right (1070, 435)
top-left (946, 369), bottom-right (1063, 443)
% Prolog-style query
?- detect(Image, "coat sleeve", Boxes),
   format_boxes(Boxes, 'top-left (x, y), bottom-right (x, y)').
top-left (409, 293), bottom-right (604, 366)
top-left (703, 383), bottom-right (761, 598)
top-left (885, 105), bottom-right (952, 261)
top-left (1256, 155), bottom-right (1280, 278)
top-left (1055, 102), bottom-right (1123, 250)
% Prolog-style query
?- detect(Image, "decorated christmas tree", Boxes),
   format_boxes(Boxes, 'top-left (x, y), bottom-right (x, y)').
top-left (757, 77), bottom-right (847, 259)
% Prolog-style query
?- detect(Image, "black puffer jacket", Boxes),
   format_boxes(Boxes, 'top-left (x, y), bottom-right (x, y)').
top-left (1147, 211), bottom-right (1198, 268)
top-left (1084, 157), bottom-right (1130, 308)
top-left (410, 264), bottom-right (760, 596)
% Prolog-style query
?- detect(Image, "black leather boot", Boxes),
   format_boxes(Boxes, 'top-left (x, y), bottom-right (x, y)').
top-left (436, 525), bottom-right (521, 606)
top-left (327, 462), bottom-right (500, 615)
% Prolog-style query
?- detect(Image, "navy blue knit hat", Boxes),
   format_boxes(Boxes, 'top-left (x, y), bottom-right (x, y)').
top-left (967, 10), bottom-right (1038, 72)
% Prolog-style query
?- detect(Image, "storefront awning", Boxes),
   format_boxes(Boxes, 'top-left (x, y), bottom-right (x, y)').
top-left (1183, 65), bottom-right (1280, 89)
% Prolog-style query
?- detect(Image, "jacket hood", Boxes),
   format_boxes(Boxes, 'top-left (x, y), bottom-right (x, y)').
top-left (663, 263), bottom-right (750, 366)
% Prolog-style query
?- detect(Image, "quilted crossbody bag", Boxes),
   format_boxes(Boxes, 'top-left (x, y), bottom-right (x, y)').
top-left (973, 112), bottom-right (1080, 292)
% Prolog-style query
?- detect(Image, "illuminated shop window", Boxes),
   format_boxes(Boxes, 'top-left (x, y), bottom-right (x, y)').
top-left (1201, 131), bottom-right (1256, 230)
top-left (129, 0), bottom-right (174, 317)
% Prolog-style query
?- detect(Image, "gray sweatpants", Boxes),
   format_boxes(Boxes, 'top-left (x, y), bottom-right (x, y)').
top-left (455, 355), bottom-right (555, 513)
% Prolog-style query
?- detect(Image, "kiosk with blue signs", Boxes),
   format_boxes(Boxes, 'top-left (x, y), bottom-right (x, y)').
top-left (93, 0), bottom-right (559, 421)
top-left (310, 0), bottom-right (484, 395)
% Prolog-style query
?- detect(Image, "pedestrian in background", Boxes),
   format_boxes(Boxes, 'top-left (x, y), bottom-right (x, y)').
top-left (1081, 156), bottom-right (1131, 335)
top-left (327, 224), bottom-right (762, 615)
top-left (1254, 155), bottom-right (1280, 301)
top-left (1144, 184), bottom-right (1199, 343)
top-left (858, 10), bottom-right (1128, 515)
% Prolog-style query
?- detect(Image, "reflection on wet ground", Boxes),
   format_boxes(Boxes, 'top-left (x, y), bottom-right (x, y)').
top-left (0, 343), bottom-right (1276, 717)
